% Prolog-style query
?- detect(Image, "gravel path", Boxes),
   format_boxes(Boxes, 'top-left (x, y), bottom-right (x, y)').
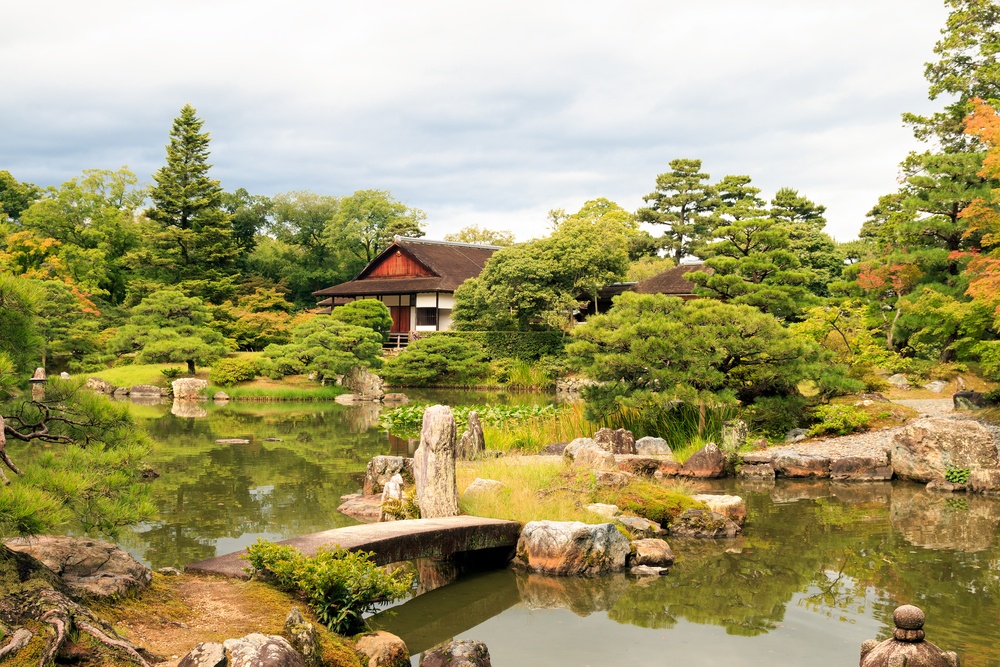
top-left (765, 398), bottom-right (956, 462)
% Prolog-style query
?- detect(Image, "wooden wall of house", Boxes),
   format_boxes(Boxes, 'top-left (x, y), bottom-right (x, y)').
top-left (368, 250), bottom-right (434, 278)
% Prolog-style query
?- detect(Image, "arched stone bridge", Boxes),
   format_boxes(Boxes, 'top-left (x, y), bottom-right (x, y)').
top-left (185, 516), bottom-right (522, 579)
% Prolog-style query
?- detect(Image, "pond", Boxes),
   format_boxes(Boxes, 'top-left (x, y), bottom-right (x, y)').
top-left (50, 397), bottom-right (1000, 666)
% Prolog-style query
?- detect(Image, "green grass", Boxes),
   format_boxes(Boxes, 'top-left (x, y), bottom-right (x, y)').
top-left (89, 363), bottom-right (199, 388)
top-left (208, 384), bottom-right (346, 401)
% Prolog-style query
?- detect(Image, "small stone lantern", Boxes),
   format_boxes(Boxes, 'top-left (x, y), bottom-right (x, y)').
top-left (29, 367), bottom-right (46, 401)
top-left (860, 605), bottom-right (959, 667)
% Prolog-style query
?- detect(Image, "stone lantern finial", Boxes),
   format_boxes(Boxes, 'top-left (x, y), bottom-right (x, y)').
top-left (860, 605), bottom-right (959, 667)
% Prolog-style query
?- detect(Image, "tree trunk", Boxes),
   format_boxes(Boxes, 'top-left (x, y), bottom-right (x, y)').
top-left (187, 359), bottom-right (196, 374)
top-left (886, 307), bottom-right (903, 351)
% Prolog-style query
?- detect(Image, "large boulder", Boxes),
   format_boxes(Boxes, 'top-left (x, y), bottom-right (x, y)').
top-left (513, 521), bottom-right (631, 576)
top-left (172, 378), bottom-right (208, 400)
top-left (4, 535), bottom-right (151, 599)
top-left (680, 442), bottom-right (725, 478)
top-left (364, 456), bottom-right (414, 496)
top-left (617, 515), bottom-right (663, 538)
top-left (573, 442), bottom-right (616, 471)
top-left (954, 391), bottom-right (986, 410)
top-left (635, 436), bottom-right (672, 456)
top-left (354, 631), bottom-right (410, 667)
top-left (413, 405), bottom-right (460, 518)
top-left (130, 384), bottom-right (163, 397)
top-left (887, 373), bottom-right (910, 390)
top-left (420, 640), bottom-right (491, 667)
top-left (969, 468), bottom-right (1000, 495)
top-left (891, 417), bottom-right (1000, 483)
top-left (463, 478), bottom-right (505, 497)
top-left (457, 411), bottom-right (485, 460)
top-left (178, 642), bottom-right (227, 667)
top-left (669, 509), bottom-right (741, 539)
top-left (593, 427), bottom-right (636, 455)
top-left (562, 437), bottom-right (598, 463)
top-left (342, 366), bottom-right (385, 401)
top-left (224, 634), bottom-right (304, 667)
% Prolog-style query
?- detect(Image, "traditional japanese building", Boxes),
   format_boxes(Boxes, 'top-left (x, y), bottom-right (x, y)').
top-left (313, 237), bottom-right (500, 345)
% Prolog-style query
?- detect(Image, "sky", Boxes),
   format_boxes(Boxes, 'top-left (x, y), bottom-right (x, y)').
top-left (2, 1), bottom-right (950, 242)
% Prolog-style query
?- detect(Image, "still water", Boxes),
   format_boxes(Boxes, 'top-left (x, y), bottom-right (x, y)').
top-left (119, 399), bottom-right (1000, 666)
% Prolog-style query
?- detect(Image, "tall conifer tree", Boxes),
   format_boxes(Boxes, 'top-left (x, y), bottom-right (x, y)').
top-left (143, 104), bottom-right (239, 302)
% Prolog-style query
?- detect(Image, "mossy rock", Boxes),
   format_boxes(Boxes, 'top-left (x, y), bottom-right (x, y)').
top-left (591, 480), bottom-right (706, 527)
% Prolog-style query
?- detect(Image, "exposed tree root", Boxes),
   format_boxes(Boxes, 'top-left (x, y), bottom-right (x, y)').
top-left (1, 546), bottom-right (154, 667)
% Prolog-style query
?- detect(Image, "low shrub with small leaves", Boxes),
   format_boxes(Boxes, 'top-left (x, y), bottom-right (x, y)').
top-left (209, 357), bottom-right (259, 386)
top-left (160, 366), bottom-right (183, 379)
top-left (809, 404), bottom-right (872, 436)
top-left (945, 465), bottom-right (971, 485)
top-left (244, 540), bottom-right (413, 634)
top-left (591, 480), bottom-right (706, 527)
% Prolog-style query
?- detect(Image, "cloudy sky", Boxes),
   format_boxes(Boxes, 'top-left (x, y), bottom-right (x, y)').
top-left (3, 1), bottom-right (948, 241)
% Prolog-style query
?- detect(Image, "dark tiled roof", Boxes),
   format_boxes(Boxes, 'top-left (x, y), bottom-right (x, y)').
top-left (313, 238), bottom-right (500, 297)
top-left (632, 263), bottom-right (711, 295)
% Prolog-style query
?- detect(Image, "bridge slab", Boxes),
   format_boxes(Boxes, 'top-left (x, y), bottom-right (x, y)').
top-left (186, 516), bottom-right (522, 579)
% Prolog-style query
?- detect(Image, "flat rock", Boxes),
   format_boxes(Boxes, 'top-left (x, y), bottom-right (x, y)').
top-left (738, 463), bottom-right (775, 479)
top-left (382, 393), bottom-right (409, 404)
top-left (464, 478), bottom-right (504, 496)
top-left (130, 384), bottom-right (163, 396)
top-left (4, 535), bottom-right (151, 599)
top-left (691, 494), bottom-right (746, 525)
top-left (594, 470), bottom-right (633, 486)
top-left (86, 377), bottom-right (116, 394)
top-left (337, 494), bottom-right (383, 523)
top-left (772, 450), bottom-right (830, 478)
top-left (513, 521), bottom-right (630, 576)
top-left (785, 428), bottom-right (809, 443)
top-left (924, 380), bottom-right (948, 393)
top-left (216, 438), bottom-right (251, 444)
top-left (887, 373), bottom-right (910, 390)
top-left (335, 393), bottom-right (360, 405)
top-left (541, 442), bottom-right (568, 455)
top-left (830, 457), bottom-right (893, 482)
top-left (585, 503), bottom-right (621, 518)
top-left (630, 565), bottom-right (670, 577)
top-left (615, 454), bottom-right (661, 477)
top-left (926, 480), bottom-right (967, 493)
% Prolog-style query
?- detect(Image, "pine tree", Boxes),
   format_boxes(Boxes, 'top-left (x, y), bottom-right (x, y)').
top-left (144, 104), bottom-right (239, 303)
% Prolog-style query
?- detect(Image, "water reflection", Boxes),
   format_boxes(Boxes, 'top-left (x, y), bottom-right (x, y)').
top-left (375, 480), bottom-right (1000, 667)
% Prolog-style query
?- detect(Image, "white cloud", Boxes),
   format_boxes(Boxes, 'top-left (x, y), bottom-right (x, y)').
top-left (2, 0), bottom-right (949, 240)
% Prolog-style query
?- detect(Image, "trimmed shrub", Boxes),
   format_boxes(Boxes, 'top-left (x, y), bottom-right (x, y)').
top-left (381, 335), bottom-right (490, 386)
top-left (209, 357), bottom-right (259, 386)
top-left (329, 300), bottom-right (393, 341)
top-left (591, 480), bottom-right (706, 527)
top-left (809, 403), bottom-right (872, 436)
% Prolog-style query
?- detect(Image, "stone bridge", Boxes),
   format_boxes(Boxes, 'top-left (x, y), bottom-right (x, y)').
top-left (185, 516), bottom-right (522, 579)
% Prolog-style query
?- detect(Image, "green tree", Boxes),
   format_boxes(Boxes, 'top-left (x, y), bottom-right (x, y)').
top-left (326, 189), bottom-right (426, 263)
top-left (216, 286), bottom-right (296, 350)
top-left (142, 104), bottom-right (240, 303)
top-left (443, 225), bottom-right (516, 246)
top-left (106, 290), bottom-right (230, 373)
top-left (32, 279), bottom-right (101, 371)
top-left (329, 299), bottom-right (393, 341)
top-left (453, 199), bottom-right (633, 331)
top-left (261, 316), bottom-right (383, 383)
top-left (769, 187), bottom-right (842, 295)
top-left (637, 158), bottom-right (717, 261)
top-left (0, 273), bottom-right (41, 374)
top-left (0, 170), bottom-right (40, 223)
top-left (567, 292), bottom-right (841, 412)
top-left (381, 334), bottom-right (490, 386)
top-left (221, 187), bottom-right (273, 265)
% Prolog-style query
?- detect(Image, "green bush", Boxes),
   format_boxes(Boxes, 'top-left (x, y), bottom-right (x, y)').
top-left (438, 330), bottom-right (565, 360)
top-left (160, 366), bottom-right (183, 379)
top-left (330, 300), bottom-right (393, 341)
top-left (381, 335), bottom-right (490, 386)
top-left (808, 404), bottom-right (872, 436)
top-left (244, 540), bottom-right (413, 634)
top-left (209, 357), bottom-right (259, 386)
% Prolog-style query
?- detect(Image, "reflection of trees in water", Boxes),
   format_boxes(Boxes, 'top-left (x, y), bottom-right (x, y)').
top-left (130, 404), bottom-right (390, 568)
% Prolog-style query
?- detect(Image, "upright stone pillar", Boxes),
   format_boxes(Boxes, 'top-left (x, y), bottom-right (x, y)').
top-left (413, 405), bottom-right (460, 518)
top-left (457, 411), bottom-right (485, 460)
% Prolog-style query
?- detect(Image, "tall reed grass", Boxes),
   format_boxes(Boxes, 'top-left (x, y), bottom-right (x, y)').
top-left (481, 402), bottom-right (597, 454)
top-left (598, 402), bottom-right (740, 462)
